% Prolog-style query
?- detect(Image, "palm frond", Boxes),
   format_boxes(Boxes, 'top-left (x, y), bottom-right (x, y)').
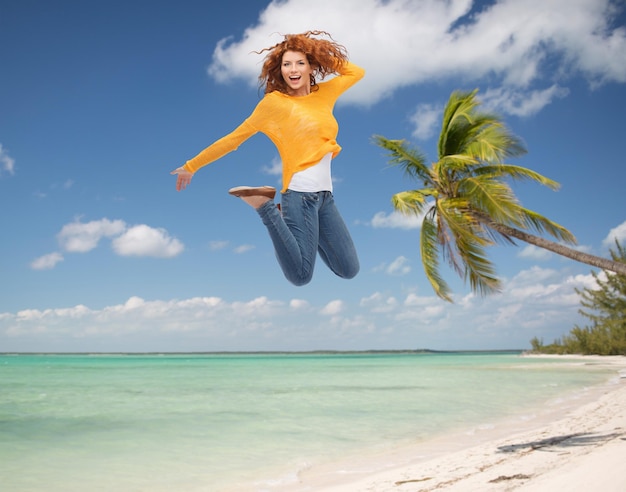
top-left (440, 90), bottom-right (495, 158)
top-left (391, 190), bottom-right (433, 216)
top-left (435, 199), bottom-right (484, 274)
top-left (438, 154), bottom-right (479, 171)
top-left (514, 208), bottom-right (577, 244)
top-left (435, 213), bottom-right (465, 279)
top-left (439, 90), bottom-right (480, 158)
top-left (463, 119), bottom-right (527, 163)
top-left (458, 176), bottom-right (575, 244)
top-left (437, 200), bottom-right (502, 296)
top-left (435, 155), bottom-right (479, 196)
top-left (455, 232), bottom-right (502, 296)
top-left (459, 176), bottom-right (524, 226)
top-left (420, 214), bottom-right (452, 302)
top-left (474, 164), bottom-right (561, 190)
top-left (438, 197), bottom-right (492, 247)
top-left (439, 90), bottom-right (527, 162)
top-left (373, 135), bottom-right (431, 184)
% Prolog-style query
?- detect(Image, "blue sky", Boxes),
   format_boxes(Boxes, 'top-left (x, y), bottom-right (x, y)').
top-left (1, 0), bottom-right (625, 353)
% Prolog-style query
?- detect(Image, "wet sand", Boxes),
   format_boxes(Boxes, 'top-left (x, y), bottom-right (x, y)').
top-left (298, 355), bottom-right (626, 491)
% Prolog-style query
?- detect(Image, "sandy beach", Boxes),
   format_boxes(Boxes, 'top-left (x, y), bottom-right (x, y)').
top-left (290, 355), bottom-right (626, 492)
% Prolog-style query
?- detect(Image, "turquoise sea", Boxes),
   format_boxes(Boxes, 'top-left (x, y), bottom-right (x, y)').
top-left (0, 352), bottom-right (619, 491)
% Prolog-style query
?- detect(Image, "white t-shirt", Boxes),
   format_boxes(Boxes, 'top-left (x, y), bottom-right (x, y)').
top-left (287, 152), bottom-right (333, 192)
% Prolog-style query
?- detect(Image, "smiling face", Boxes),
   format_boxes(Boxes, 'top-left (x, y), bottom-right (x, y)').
top-left (280, 50), bottom-right (314, 96)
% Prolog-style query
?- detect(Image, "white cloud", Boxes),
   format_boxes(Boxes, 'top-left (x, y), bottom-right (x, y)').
top-left (321, 299), bottom-right (344, 315)
top-left (30, 252), bottom-right (64, 270)
top-left (0, 264), bottom-right (598, 351)
top-left (230, 296), bottom-right (284, 317)
top-left (396, 292), bottom-right (446, 321)
top-left (262, 156), bottom-right (283, 176)
top-left (410, 85), bottom-right (570, 144)
top-left (205, 0), bottom-right (626, 114)
top-left (518, 245), bottom-right (553, 261)
top-left (289, 299), bottom-right (310, 310)
top-left (603, 220), bottom-right (626, 247)
top-left (386, 256), bottom-right (411, 276)
top-left (505, 266), bottom-right (582, 307)
top-left (111, 225), bottom-right (184, 258)
top-left (360, 292), bottom-right (398, 313)
top-left (370, 210), bottom-right (423, 230)
top-left (58, 218), bottom-right (126, 253)
top-left (404, 292), bottom-right (441, 308)
top-left (480, 85), bottom-right (570, 117)
top-left (209, 240), bottom-right (229, 251)
top-left (35, 218), bottom-right (185, 268)
top-left (234, 244), bottom-right (255, 254)
top-left (508, 265), bottom-right (559, 286)
top-left (0, 143), bottom-right (15, 176)
top-left (410, 103), bottom-right (441, 140)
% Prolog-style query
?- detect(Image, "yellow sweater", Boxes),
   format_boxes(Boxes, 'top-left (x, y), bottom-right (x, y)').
top-left (183, 62), bottom-right (365, 192)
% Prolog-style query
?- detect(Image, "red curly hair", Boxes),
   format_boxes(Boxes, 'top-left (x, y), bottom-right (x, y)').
top-left (256, 31), bottom-right (348, 95)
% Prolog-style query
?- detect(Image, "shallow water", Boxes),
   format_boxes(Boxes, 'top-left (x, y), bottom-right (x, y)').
top-left (0, 352), bottom-right (616, 491)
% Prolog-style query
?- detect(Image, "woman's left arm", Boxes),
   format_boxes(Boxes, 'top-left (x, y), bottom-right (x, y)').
top-left (338, 61), bottom-right (366, 80)
top-left (324, 61), bottom-right (365, 96)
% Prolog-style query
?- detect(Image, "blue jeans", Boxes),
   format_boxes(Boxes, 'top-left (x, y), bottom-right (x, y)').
top-left (256, 190), bottom-right (359, 286)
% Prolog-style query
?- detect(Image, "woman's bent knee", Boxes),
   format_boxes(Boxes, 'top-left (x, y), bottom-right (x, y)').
top-left (285, 272), bottom-right (314, 286)
top-left (341, 263), bottom-right (359, 280)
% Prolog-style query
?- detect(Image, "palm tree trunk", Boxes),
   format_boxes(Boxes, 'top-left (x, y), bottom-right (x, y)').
top-left (481, 219), bottom-right (626, 276)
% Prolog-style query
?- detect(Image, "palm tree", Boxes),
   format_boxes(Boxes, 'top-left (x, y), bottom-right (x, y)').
top-left (375, 89), bottom-right (626, 302)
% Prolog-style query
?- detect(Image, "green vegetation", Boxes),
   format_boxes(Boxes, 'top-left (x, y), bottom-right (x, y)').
top-left (530, 241), bottom-right (626, 355)
top-left (375, 89), bottom-right (626, 302)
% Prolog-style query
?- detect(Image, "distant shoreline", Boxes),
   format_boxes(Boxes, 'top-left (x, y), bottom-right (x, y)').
top-left (1, 349), bottom-right (526, 356)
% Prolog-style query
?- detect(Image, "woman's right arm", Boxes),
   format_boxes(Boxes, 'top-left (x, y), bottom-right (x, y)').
top-left (171, 120), bottom-right (258, 191)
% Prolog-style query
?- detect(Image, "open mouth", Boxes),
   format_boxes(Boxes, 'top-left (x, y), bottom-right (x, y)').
top-left (289, 75), bottom-right (301, 82)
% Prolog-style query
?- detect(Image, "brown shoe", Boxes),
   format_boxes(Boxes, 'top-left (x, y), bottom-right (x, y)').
top-left (228, 186), bottom-right (276, 200)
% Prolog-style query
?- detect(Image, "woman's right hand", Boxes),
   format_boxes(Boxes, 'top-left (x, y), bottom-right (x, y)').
top-left (171, 166), bottom-right (193, 191)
